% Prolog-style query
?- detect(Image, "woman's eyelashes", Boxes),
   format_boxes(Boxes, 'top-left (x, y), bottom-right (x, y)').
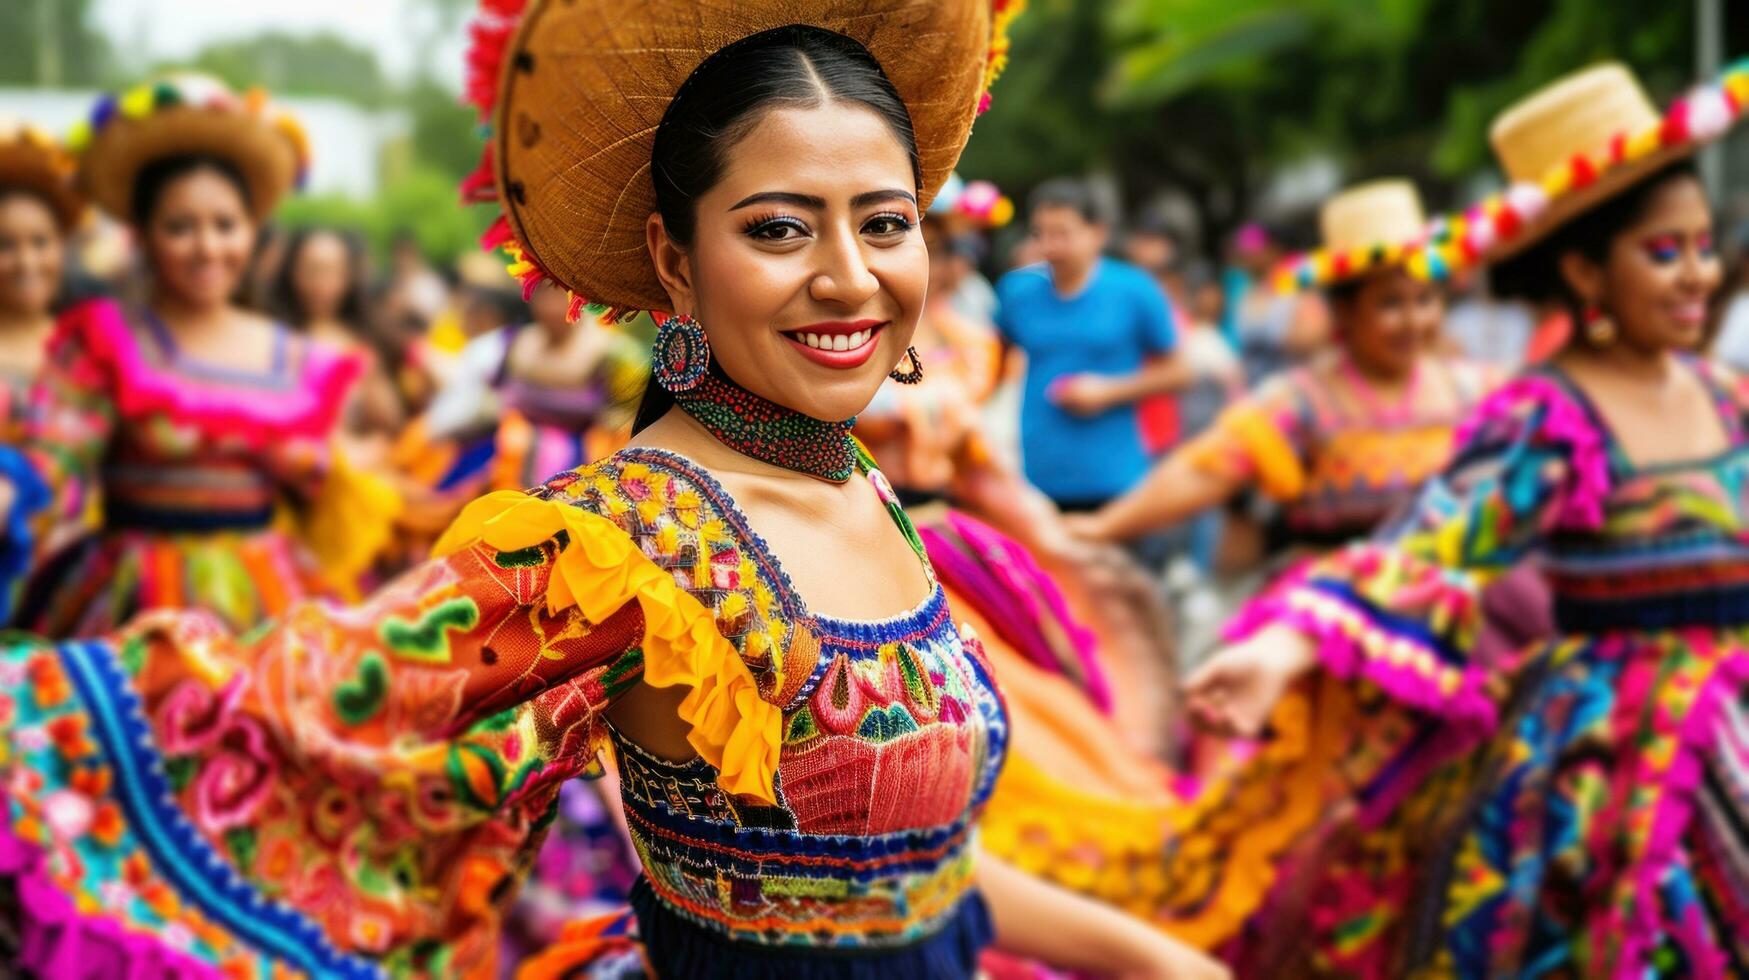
top-left (741, 210), bottom-right (916, 243)
top-left (863, 211), bottom-right (914, 237)
top-left (744, 213), bottom-right (810, 242)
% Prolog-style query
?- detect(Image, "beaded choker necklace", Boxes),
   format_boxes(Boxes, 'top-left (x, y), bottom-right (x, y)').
top-left (674, 371), bottom-right (857, 483)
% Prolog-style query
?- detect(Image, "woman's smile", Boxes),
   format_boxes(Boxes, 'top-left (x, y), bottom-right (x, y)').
top-left (781, 318), bottom-right (887, 368)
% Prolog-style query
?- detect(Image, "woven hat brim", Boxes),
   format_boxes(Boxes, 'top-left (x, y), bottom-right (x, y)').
top-left (79, 106), bottom-right (299, 224)
top-left (0, 147), bottom-right (85, 230)
top-left (1483, 142), bottom-right (1697, 265)
top-left (494, 0), bottom-right (991, 313)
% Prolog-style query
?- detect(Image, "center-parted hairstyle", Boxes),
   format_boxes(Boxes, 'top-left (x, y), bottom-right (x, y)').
top-left (632, 27), bottom-right (922, 433)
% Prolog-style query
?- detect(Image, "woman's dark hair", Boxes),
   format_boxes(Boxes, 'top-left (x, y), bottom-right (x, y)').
top-left (270, 226), bottom-right (371, 328)
top-left (1324, 276), bottom-right (1366, 308)
top-left (1489, 159), bottom-right (1704, 330)
top-left (130, 153), bottom-right (253, 228)
top-left (633, 25), bottom-right (919, 434)
top-left (1028, 178), bottom-right (1102, 224)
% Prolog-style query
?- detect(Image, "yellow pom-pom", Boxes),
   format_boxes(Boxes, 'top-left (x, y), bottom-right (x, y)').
top-left (1541, 166), bottom-right (1573, 199)
top-left (1726, 73), bottom-right (1749, 107)
top-left (1623, 126), bottom-right (1662, 163)
top-left (119, 86), bottom-right (155, 119)
top-left (990, 197), bottom-right (1014, 227)
top-left (65, 120), bottom-right (92, 153)
top-left (1405, 250), bottom-right (1432, 282)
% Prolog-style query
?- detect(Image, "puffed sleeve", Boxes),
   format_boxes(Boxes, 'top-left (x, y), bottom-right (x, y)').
top-left (1180, 372), bottom-right (1313, 503)
top-left (0, 475), bottom-right (781, 974)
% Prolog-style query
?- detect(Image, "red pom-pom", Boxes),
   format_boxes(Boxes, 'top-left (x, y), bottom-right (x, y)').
top-left (1569, 153), bottom-right (1598, 189)
top-left (1331, 252), bottom-right (1351, 278)
top-left (1660, 102), bottom-right (1691, 146)
top-left (1493, 205), bottom-right (1522, 240)
top-left (1608, 132), bottom-right (1627, 164)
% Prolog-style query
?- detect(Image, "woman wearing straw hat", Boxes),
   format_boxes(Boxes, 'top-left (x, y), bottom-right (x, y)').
top-left (1069, 179), bottom-right (1499, 558)
top-left (1051, 179), bottom-right (1530, 972)
top-left (0, 119), bottom-right (84, 439)
top-left (0, 5), bottom-right (1228, 977)
top-left (1181, 62), bottom-right (1749, 976)
top-left (0, 119), bottom-right (84, 623)
top-left (0, 72), bottom-right (400, 634)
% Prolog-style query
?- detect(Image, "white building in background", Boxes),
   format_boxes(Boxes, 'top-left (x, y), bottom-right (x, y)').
top-left (0, 89), bottom-right (407, 199)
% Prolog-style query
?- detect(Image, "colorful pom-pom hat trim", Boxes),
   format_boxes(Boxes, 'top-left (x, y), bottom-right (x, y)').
top-left (0, 117), bottom-right (86, 230)
top-left (69, 72), bottom-right (309, 224)
top-left (1271, 178), bottom-right (1443, 294)
top-left (929, 173), bottom-right (1016, 229)
top-left (1430, 58), bottom-right (1749, 273)
top-left (462, 0), bottom-right (1024, 325)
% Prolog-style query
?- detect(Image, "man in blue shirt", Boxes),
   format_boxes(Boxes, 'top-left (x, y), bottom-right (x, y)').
top-left (996, 179), bottom-right (1185, 511)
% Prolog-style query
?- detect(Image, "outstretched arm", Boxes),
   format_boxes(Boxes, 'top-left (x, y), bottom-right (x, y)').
top-left (980, 849), bottom-right (1231, 979)
top-left (1069, 448), bottom-right (1241, 543)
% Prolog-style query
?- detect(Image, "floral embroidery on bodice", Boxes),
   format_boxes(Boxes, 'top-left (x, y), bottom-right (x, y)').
top-left (542, 449), bottom-right (1009, 946)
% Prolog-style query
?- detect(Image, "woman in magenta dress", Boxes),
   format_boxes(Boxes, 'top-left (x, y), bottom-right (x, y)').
top-left (2, 73), bottom-right (397, 635)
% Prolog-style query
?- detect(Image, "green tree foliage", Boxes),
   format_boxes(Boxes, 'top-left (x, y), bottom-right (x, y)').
top-left (407, 80), bottom-right (482, 183)
top-left (964, 0), bottom-right (1749, 246)
top-left (276, 166), bottom-right (491, 266)
top-left (178, 31), bottom-right (390, 108)
top-left (0, 0), bottom-right (115, 87)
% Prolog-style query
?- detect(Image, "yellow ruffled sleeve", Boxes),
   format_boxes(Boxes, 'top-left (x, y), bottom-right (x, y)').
top-left (435, 490), bottom-right (782, 804)
top-left (1182, 396), bottom-right (1308, 503)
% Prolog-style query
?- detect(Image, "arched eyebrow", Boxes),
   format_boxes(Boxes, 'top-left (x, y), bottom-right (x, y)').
top-left (729, 189), bottom-right (917, 211)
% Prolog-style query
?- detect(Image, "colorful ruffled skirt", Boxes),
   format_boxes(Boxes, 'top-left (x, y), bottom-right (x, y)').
top-left (1411, 626), bottom-right (1749, 977)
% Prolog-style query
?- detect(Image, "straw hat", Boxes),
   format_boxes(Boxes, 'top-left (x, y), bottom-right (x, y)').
top-left (1272, 179), bottom-right (1435, 292)
top-left (69, 72), bottom-right (310, 224)
top-left (463, 0), bottom-right (1024, 320)
top-left (0, 118), bottom-right (85, 229)
top-left (1437, 60), bottom-right (1749, 268)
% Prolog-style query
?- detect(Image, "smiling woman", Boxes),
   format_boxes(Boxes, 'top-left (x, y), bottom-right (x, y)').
top-left (0, 4), bottom-right (1226, 979)
top-left (0, 73), bottom-right (399, 640)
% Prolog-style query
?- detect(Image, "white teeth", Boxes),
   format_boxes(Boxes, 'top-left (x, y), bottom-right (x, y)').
top-left (804, 334), bottom-right (821, 349)
top-left (832, 334), bottom-right (850, 351)
top-left (850, 330), bottom-right (869, 347)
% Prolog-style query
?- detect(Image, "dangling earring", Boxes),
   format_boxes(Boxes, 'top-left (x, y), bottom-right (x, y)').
top-left (1583, 305), bottom-right (1617, 347)
top-left (889, 345), bottom-right (924, 385)
top-left (652, 313), bottom-right (710, 393)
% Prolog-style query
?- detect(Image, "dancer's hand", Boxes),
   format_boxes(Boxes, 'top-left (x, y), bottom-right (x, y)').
top-left (1183, 624), bottom-right (1316, 737)
top-left (1060, 510), bottom-right (1110, 542)
top-left (1048, 373), bottom-right (1116, 416)
top-left (0, 477), bottom-right (14, 533)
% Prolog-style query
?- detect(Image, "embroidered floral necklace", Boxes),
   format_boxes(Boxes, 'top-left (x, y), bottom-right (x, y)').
top-left (674, 371), bottom-right (857, 483)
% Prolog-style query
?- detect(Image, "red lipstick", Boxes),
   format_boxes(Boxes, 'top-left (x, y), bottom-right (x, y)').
top-left (781, 319), bottom-right (887, 370)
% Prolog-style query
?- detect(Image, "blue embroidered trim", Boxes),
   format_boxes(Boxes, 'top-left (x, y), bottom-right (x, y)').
top-left (1302, 579), bottom-right (1466, 667)
top-left (953, 634), bottom-right (1010, 813)
top-left (57, 640), bottom-right (384, 980)
top-left (623, 792), bottom-right (974, 882)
